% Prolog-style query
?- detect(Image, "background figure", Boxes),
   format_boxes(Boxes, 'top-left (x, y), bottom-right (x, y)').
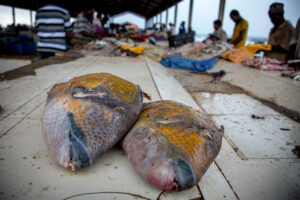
top-left (169, 23), bottom-right (175, 36)
top-left (179, 21), bottom-right (186, 34)
top-left (73, 8), bottom-right (96, 38)
top-left (93, 12), bottom-right (104, 36)
top-left (102, 15), bottom-right (110, 34)
top-left (35, 4), bottom-right (71, 59)
top-left (230, 10), bottom-right (248, 48)
top-left (264, 3), bottom-right (297, 62)
top-left (296, 18), bottom-right (300, 59)
top-left (188, 26), bottom-right (195, 36)
top-left (209, 20), bottom-right (227, 42)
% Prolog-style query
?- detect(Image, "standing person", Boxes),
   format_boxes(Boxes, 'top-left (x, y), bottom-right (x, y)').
top-left (179, 21), bottom-right (186, 34)
top-left (264, 3), bottom-right (297, 61)
top-left (169, 23), bottom-right (175, 36)
top-left (209, 20), bottom-right (227, 42)
top-left (229, 10), bottom-right (248, 48)
top-left (73, 9), bottom-right (98, 39)
top-left (35, 4), bottom-right (71, 59)
top-left (295, 18), bottom-right (300, 59)
top-left (93, 12), bottom-right (104, 36)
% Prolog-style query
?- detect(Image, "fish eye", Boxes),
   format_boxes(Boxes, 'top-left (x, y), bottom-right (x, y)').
top-left (71, 86), bottom-right (89, 96)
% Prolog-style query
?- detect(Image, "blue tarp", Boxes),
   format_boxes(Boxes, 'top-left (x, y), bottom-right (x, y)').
top-left (160, 56), bottom-right (218, 72)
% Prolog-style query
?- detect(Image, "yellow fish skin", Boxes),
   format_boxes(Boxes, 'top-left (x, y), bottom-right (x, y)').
top-left (122, 101), bottom-right (223, 191)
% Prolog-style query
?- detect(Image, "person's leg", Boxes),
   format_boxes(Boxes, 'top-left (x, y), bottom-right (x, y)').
top-left (39, 52), bottom-right (55, 59)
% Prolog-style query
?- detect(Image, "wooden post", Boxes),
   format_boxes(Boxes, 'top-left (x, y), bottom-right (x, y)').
top-left (188, 0), bottom-right (194, 29)
top-left (174, 3), bottom-right (178, 27)
top-left (166, 8), bottom-right (168, 26)
top-left (218, 0), bottom-right (226, 24)
top-left (12, 6), bottom-right (16, 27)
top-left (159, 12), bottom-right (162, 29)
top-left (30, 10), bottom-right (33, 29)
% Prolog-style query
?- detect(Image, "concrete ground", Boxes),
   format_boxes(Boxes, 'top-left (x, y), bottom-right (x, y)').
top-left (0, 58), bottom-right (31, 74)
top-left (0, 54), bottom-right (299, 200)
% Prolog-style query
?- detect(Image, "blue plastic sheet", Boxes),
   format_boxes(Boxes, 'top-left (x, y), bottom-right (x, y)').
top-left (160, 56), bottom-right (218, 72)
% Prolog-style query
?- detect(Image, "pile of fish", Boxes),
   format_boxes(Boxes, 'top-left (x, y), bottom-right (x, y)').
top-left (42, 73), bottom-right (223, 190)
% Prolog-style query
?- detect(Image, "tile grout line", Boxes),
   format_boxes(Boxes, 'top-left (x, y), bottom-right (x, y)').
top-left (192, 93), bottom-right (249, 160)
top-left (143, 57), bottom-right (162, 100)
top-left (214, 161), bottom-right (240, 200)
top-left (0, 65), bottom-right (83, 122)
top-left (196, 184), bottom-right (205, 200)
top-left (0, 99), bottom-right (45, 138)
top-left (0, 59), bottom-right (89, 138)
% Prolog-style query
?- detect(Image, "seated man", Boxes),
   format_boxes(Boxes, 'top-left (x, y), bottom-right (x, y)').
top-left (264, 3), bottom-right (297, 62)
top-left (209, 20), bottom-right (227, 42)
top-left (229, 10), bottom-right (248, 48)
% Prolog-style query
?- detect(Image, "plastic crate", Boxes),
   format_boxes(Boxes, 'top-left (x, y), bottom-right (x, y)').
top-left (168, 33), bottom-right (195, 48)
top-left (8, 42), bottom-right (23, 55)
top-left (19, 34), bottom-right (29, 42)
top-left (22, 42), bottom-right (36, 54)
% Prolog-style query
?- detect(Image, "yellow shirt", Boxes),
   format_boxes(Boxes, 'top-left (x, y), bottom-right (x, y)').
top-left (232, 19), bottom-right (248, 48)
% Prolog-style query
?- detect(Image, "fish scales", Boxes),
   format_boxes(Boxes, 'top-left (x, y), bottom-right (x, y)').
top-left (122, 101), bottom-right (223, 191)
top-left (42, 73), bottom-right (143, 171)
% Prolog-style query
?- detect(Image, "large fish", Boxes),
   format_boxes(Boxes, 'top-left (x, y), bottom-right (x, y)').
top-left (42, 73), bottom-right (143, 171)
top-left (122, 101), bottom-right (223, 191)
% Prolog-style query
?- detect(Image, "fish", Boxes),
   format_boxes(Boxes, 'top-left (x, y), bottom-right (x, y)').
top-left (122, 101), bottom-right (223, 191)
top-left (42, 73), bottom-right (143, 171)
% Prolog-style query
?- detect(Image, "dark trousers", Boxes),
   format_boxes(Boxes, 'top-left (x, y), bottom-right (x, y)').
top-left (39, 52), bottom-right (55, 59)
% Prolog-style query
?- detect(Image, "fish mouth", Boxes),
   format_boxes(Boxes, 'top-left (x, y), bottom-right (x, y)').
top-left (59, 144), bottom-right (91, 171)
top-left (68, 144), bottom-right (92, 171)
top-left (66, 112), bottom-right (92, 171)
top-left (172, 158), bottom-right (196, 190)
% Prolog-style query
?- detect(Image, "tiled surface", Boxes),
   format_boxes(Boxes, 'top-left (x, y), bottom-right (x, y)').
top-left (0, 55), bottom-right (205, 200)
top-left (212, 60), bottom-right (300, 113)
top-left (192, 92), bottom-right (300, 159)
top-left (215, 140), bottom-right (300, 200)
top-left (191, 90), bottom-right (300, 199)
top-left (213, 115), bottom-right (300, 159)
top-left (192, 93), bottom-right (279, 115)
top-left (0, 119), bottom-right (161, 200)
top-left (1, 54), bottom-right (299, 200)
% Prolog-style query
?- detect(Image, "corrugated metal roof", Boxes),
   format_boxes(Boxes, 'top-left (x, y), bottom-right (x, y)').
top-left (0, 0), bottom-right (182, 19)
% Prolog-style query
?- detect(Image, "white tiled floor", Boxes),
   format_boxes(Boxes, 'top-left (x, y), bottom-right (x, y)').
top-left (0, 54), bottom-right (299, 200)
top-left (213, 115), bottom-right (300, 159)
top-left (192, 93), bottom-right (279, 115)
top-left (212, 60), bottom-right (300, 113)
